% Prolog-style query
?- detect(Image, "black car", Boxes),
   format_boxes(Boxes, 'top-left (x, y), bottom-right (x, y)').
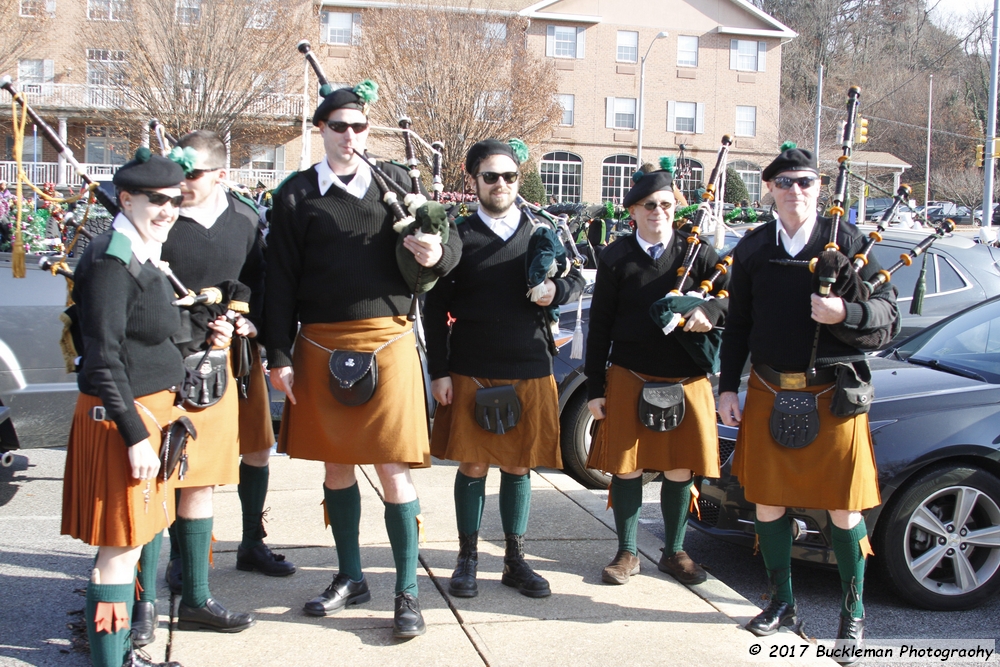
top-left (691, 295), bottom-right (1000, 611)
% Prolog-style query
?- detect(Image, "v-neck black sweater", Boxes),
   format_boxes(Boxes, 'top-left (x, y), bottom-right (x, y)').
top-left (585, 232), bottom-right (729, 400)
top-left (424, 212), bottom-right (586, 380)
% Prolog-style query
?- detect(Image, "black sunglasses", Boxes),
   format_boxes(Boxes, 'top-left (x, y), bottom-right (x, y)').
top-left (641, 200), bottom-right (674, 212)
top-left (478, 171), bottom-right (519, 185)
top-left (773, 175), bottom-right (818, 190)
top-left (131, 190), bottom-right (184, 207)
top-left (185, 167), bottom-right (222, 180)
top-left (326, 120), bottom-right (370, 134)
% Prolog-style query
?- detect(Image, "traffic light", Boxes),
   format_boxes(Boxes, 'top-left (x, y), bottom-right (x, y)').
top-left (977, 144), bottom-right (985, 168)
top-left (855, 117), bottom-right (869, 144)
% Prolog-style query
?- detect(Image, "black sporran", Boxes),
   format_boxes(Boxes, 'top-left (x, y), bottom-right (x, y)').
top-left (769, 391), bottom-right (820, 448)
top-left (182, 349), bottom-right (229, 409)
top-left (328, 350), bottom-right (377, 407)
top-left (638, 382), bottom-right (685, 432)
top-left (160, 416), bottom-right (196, 482)
top-left (474, 384), bottom-right (521, 435)
top-left (830, 361), bottom-right (874, 418)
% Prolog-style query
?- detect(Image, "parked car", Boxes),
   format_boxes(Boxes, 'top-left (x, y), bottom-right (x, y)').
top-left (973, 203), bottom-right (999, 225)
top-left (691, 295), bottom-right (1000, 611)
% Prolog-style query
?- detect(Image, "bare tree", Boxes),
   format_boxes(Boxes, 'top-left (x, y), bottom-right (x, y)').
top-left (348, 1), bottom-right (561, 191)
top-left (931, 167), bottom-right (985, 208)
top-left (0, 0), bottom-right (48, 77)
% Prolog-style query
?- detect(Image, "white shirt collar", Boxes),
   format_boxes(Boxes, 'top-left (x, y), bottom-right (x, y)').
top-left (179, 185), bottom-right (229, 229)
top-left (634, 227), bottom-right (673, 255)
top-left (775, 213), bottom-right (817, 257)
top-left (476, 206), bottom-right (522, 242)
top-left (112, 213), bottom-right (161, 265)
top-left (315, 158), bottom-right (372, 198)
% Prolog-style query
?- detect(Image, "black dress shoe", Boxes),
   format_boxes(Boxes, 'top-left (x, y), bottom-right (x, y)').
top-left (392, 592), bottom-right (426, 639)
top-left (236, 543), bottom-right (297, 577)
top-left (501, 534), bottom-right (551, 598)
top-left (130, 601), bottom-right (156, 647)
top-left (745, 598), bottom-right (801, 637)
top-left (176, 597), bottom-right (255, 633)
top-left (303, 573), bottom-right (371, 616)
top-left (834, 615), bottom-right (865, 665)
top-left (449, 532), bottom-right (479, 598)
top-left (165, 558), bottom-right (182, 596)
top-left (123, 635), bottom-right (182, 667)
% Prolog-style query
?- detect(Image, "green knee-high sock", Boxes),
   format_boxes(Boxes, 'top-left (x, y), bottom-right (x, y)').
top-left (499, 470), bottom-right (531, 536)
top-left (755, 516), bottom-right (794, 605)
top-left (86, 581), bottom-right (133, 667)
top-left (454, 471), bottom-right (487, 536)
top-left (384, 499), bottom-right (421, 597)
top-left (831, 520), bottom-right (869, 619)
top-left (238, 462), bottom-right (270, 550)
top-left (168, 489), bottom-right (181, 562)
top-left (324, 484), bottom-right (363, 581)
top-left (177, 516), bottom-right (213, 608)
top-left (135, 531), bottom-right (162, 604)
top-left (662, 478), bottom-right (694, 555)
top-left (610, 475), bottom-right (643, 555)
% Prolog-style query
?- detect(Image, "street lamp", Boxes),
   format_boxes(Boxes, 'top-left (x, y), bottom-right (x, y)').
top-left (636, 30), bottom-right (669, 167)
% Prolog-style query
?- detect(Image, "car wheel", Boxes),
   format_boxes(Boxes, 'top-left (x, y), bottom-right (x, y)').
top-left (559, 390), bottom-right (657, 490)
top-left (874, 464), bottom-right (1000, 611)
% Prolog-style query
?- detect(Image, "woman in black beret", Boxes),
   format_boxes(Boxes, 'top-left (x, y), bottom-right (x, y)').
top-left (61, 148), bottom-right (189, 667)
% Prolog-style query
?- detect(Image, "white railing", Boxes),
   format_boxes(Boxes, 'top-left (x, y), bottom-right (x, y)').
top-left (228, 169), bottom-right (292, 189)
top-left (1, 161), bottom-right (293, 189)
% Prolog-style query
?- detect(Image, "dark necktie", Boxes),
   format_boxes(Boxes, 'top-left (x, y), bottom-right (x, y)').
top-left (648, 243), bottom-right (663, 260)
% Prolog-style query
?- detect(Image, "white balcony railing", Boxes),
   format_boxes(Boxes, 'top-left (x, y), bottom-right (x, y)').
top-left (1, 161), bottom-right (292, 190)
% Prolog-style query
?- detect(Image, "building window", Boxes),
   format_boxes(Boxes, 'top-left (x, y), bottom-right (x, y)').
top-left (85, 126), bottom-right (128, 165)
top-left (557, 94), bottom-right (574, 126)
top-left (243, 145), bottom-right (285, 171)
top-left (20, 0), bottom-right (54, 17)
top-left (605, 97), bottom-right (636, 130)
top-left (736, 106), bottom-right (757, 137)
top-left (175, 0), bottom-right (200, 25)
top-left (540, 151), bottom-right (582, 203)
top-left (667, 101), bottom-right (704, 134)
top-left (321, 11), bottom-right (354, 45)
top-left (474, 91), bottom-right (508, 123)
top-left (732, 160), bottom-right (762, 204)
top-left (247, 3), bottom-right (275, 29)
top-left (18, 59), bottom-right (53, 94)
top-left (616, 31), bottom-right (638, 63)
top-left (602, 154), bottom-right (637, 203)
top-left (677, 35), bottom-right (698, 67)
top-left (484, 21), bottom-right (507, 43)
top-left (675, 158), bottom-right (704, 204)
top-left (730, 39), bottom-right (766, 72)
top-left (546, 25), bottom-right (585, 59)
top-left (87, 49), bottom-right (126, 87)
top-left (87, 0), bottom-right (124, 20)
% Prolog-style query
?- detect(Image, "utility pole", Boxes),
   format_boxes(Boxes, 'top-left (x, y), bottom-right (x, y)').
top-left (924, 75), bottom-right (933, 207)
top-left (982, 0), bottom-right (1000, 227)
top-left (814, 64), bottom-right (823, 158)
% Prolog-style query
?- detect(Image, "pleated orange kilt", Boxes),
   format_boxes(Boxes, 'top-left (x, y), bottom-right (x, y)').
top-left (239, 343), bottom-right (276, 455)
top-left (431, 373), bottom-right (562, 469)
top-left (732, 371), bottom-right (881, 511)
top-left (586, 365), bottom-right (720, 477)
top-left (278, 317), bottom-right (429, 466)
top-left (172, 348), bottom-right (240, 488)
top-left (61, 390), bottom-right (176, 547)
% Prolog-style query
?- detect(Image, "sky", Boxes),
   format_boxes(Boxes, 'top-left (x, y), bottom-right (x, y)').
top-left (927, 0), bottom-right (992, 26)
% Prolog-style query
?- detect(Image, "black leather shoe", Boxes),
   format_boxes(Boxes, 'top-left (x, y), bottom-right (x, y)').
top-left (834, 615), bottom-right (865, 665)
top-left (303, 573), bottom-right (371, 616)
top-left (392, 592), bottom-right (426, 639)
top-left (130, 601), bottom-right (156, 647)
top-left (745, 598), bottom-right (800, 637)
top-left (236, 543), bottom-right (297, 577)
top-left (176, 597), bottom-right (255, 633)
top-left (165, 558), bottom-right (182, 596)
top-left (501, 533), bottom-right (551, 598)
top-left (122, 641), bottom-right (182, 667)
top-left (449, 532), bottom-right (479, 598)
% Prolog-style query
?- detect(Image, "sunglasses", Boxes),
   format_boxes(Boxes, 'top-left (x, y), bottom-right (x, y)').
top-left (326, 120), bottom-right (370, 134)
top-left (185, 168), bottom-right (222, 180)
top-left (641, 200), bottom-right (674, 211)
top-left (773, 175), bottom-right (818, 190)
top-left (478, 171), bottom-right (519, 185)
top-left (132, 190), bottom-right (184, 207)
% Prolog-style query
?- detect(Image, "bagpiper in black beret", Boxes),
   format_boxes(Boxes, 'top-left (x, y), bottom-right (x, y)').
top-left (112, 147), bottom-right (185, 189)
top-left (465, 138), bottom-right (528, 175)
top-left (622, 156), bottom-right (675, 208)
top-left (312, 79), bottom-right (379, 126)
top-left (761, 141), bottom-right (818, 181)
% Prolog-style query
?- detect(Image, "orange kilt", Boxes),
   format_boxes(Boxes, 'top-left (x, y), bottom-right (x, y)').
top-left (62, 391), bottom-right (176, 547)
top-left (431, 373), bottom-right (562, 469)
top-left (278, 317), bottom-right (429, 466)
top-left (239, 343), bottom-right (276, 455)
top-left (173, 348), bottom-right (240, 488)
top-left (732, 371), bottom-right (881, 511)
top-left (586, 365), bottom-right (720, 477)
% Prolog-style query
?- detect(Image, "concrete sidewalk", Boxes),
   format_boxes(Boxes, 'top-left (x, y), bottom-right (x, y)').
top-left (0, 449), bottom-right (832, 666)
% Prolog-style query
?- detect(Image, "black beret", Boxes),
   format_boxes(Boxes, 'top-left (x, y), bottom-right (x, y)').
top-left (112, 147), bottom-right (185, 189)
top-left (622, 170), bottom-right (674, 208)
top-left (762, 145), bottom-right (818, 181)
top-left (465, 139), bottom-right (520, 175)
top-left (312, 87), bottom-right (366, 126)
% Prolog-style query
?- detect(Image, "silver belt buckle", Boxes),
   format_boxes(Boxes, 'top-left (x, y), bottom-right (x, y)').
top-left (89, 405), bottom-right (107, 421)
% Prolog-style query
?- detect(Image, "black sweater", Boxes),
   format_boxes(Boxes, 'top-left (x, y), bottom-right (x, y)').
top-left (74, 231), bottom-right (185, 446)
top-left (264, 163), bottom-right (462, 368)
top-left (424, 212), bottom-right (586, 380)
top-left (585, 232), bottom-right (729, 400)
top-left (719, 217), bottom-right (899, 394)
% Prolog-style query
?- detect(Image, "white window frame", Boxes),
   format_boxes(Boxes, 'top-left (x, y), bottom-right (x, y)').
top-left (557, 94), bottom-right (574, 126)
top-left (677, 35), bottom-right (698, 67)
top-left (540, 151), bottom-right (583, 203)
top-left (85, 126), bottom-right (129, 165)
top-left (321, 11), bottom-right (355, 45)
top-left (545, 25), bottom-right (586, 59)
top-left (732, 160), bottom-right (762, 204)
top-left (175, 0), bottom-right (200, 25)
top-left (20, 0), bottom-right (55, 17)
top-left (736, 105), bottom-right (757, 137)
top-left (484, 21), bottom-right (507, 43)
top-left (605, 97), bottom-right (636, 130)
top-left (667, 101), bottom-right (705, 134)
top-left (675, 158), bottom-right (704, 203)
top-left (616, 31), bottom-right (638, 63)
top-left (601, 154), bottom-right (638, 203)
top-left (243, 144), bottom-right (285, 171)
top-left (87, 0), bottom-right (124, 20)
top-left (18, 59), bottom-right (54, 95)
top-left (86, 49), bottom-right (126, 87)
top-left (730, 39), bottom-right (766, 72)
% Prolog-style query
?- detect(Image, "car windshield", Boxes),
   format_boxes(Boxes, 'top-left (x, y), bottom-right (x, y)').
top-left (891, 299), bottom-right (1000, 383)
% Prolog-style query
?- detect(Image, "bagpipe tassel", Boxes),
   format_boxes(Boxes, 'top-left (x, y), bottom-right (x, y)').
top-left (526, 281), bottom-right (550, 303)
top-left (660, 312), bottom-right (683, 336)
top-left (910, 251), bottom-right (928, 315)
top-left (11, 240), bottom-right (26, 278)
top-left (569, 293), bottom-right (584, 360)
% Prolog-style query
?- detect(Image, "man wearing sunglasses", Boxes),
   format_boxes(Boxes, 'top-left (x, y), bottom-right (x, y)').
top-left (265, 84), bottom-right (462, 639)
top-left (718, 144), bottom-right (898, 660)
top-left (424, 139), bottom-right (584, 601)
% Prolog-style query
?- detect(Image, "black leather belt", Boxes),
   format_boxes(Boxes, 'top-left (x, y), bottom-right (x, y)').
top-left (753, 364), bottom-right (836, 390)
